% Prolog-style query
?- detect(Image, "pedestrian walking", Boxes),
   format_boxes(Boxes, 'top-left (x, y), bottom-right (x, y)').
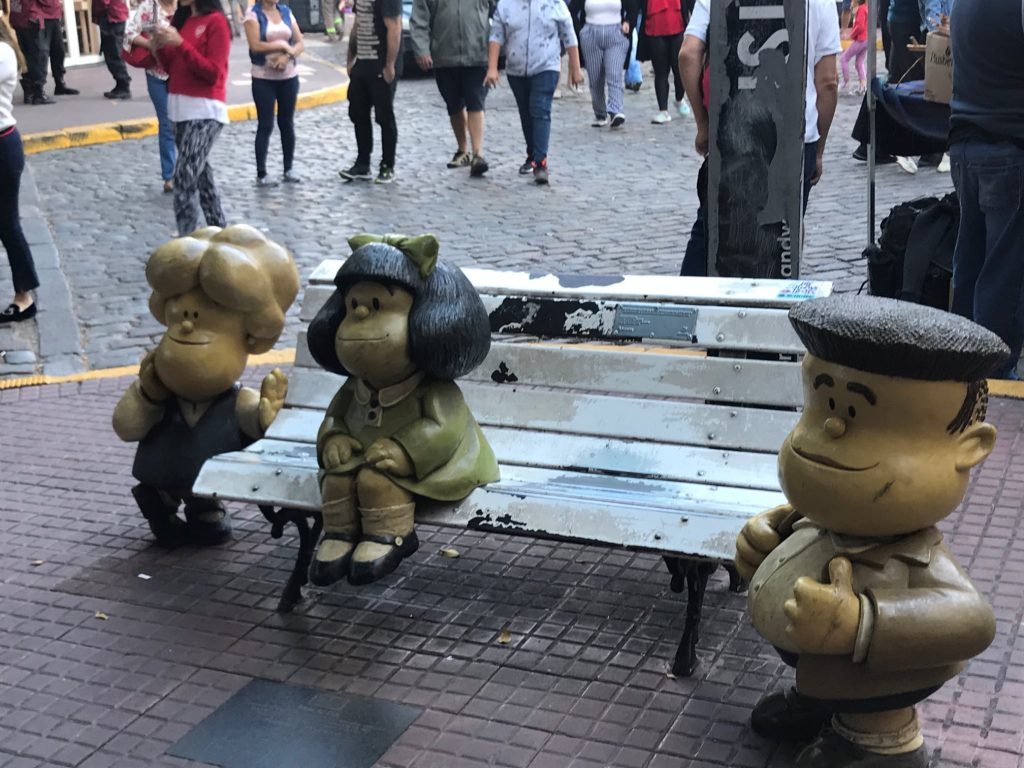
top-left (949, 0), bottom-right (1024, 379)
top-left (637, 0), bottom-right (685, 123)
top-left (569, 0), bottom-right (639, 128)
top-left (94, 0), bottom-right (132, 98)
top-left (338, 0), bottom-right (402, 184)
top-left (9, 0), bottom-right (77, 104)
top-left (0, 15), bottom-right (40, 323)
top-left (410, 0), bottom-right (493, 176)
top-left (486, 0), bottom-right (583, 185)
top-left (839, 0), bottom-right (867, 95)
top-left (245, 0), bottom-right (304, 186)
top-left (124, 0), bottom-right (178, 192)
top-left (155, 0), bottom-right (230, 235)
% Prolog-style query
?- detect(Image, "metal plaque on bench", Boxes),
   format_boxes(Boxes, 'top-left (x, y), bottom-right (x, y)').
top-left (708, 0), bottom-right (807, 278)
top-left (611, 303), bottom-right (699, 342)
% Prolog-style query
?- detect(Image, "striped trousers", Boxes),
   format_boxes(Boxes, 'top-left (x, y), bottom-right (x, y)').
top-left (579, 23), bottom-right (630, 119)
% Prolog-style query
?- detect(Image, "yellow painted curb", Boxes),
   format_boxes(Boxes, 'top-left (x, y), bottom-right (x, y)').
top-left (0, 347), bottom-right (296, 390)
top-left (22, 81), bottom-right (347, 156)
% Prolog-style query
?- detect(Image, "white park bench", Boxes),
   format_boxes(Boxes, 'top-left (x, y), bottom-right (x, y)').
top-left (195, 261), bottom-right (831, 676)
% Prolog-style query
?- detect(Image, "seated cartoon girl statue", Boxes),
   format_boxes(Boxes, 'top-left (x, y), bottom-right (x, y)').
top-left (305, 233), bottom-right (499, 587)
top-left (735, 295), bottom-right (1008, 768)
top-left (112, 225), bottom-right (299, 546)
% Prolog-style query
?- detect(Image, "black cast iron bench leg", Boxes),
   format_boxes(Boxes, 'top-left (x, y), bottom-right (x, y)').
top-left (664, 557), bottom-right (719, 677)
top-left (259, 506), bottom-right (323, 613)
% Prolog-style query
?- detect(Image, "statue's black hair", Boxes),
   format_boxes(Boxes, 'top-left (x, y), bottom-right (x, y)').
top-left (307, 241), bottom-right (491, 380)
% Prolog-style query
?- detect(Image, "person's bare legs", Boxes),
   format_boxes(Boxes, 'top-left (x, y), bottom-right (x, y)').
top-left (467, 110), bottom-right (484, 156)
top-left (450, 109), bottom-right (468, 154)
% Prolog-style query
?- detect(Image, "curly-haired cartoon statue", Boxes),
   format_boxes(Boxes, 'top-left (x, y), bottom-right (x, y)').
top-left (306, 233), bottom-right (499, 587)
top-left (112, 225), bottom-right (300, 546)
top-left (735, 295), bottom-right (1007, 768)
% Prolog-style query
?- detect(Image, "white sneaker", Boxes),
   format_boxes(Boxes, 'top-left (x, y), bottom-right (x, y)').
top-left (592, 116), bottom-right (609, 127)
top-left (676, 99), bottom-right (691, 117)
top-left (937, 153), bottom-right (951, 173)
top-left (651, 111), bottom-right (671, 124)
top-left (610, 113), bottom-right (626, 128)
top-left (895, 156), bottom-right (918, 174)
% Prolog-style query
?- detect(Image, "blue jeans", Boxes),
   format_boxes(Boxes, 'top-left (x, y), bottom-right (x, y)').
top-left (506, 70), bottom-right (560, 164)
top-left (681, 142), bottom-right (818, 276)
top-left (951, 139), bottom-right (1024, 378)
top-left (146, 73), bottom-right (176, 181)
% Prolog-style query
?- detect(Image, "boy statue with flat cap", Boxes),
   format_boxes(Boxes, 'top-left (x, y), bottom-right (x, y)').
top-left (735, 295), bottom-right (1007, 767)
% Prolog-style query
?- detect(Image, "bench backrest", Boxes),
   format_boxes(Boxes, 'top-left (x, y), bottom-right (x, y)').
top-left (267, 262), bottom-right (831, 495)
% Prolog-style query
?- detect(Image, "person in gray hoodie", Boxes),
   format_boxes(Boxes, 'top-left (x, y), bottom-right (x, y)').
top-left (410, 0), bottom-right (495, 176)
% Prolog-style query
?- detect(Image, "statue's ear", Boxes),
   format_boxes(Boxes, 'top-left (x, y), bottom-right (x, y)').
top-left (955, 422), bottom-right (997, 472)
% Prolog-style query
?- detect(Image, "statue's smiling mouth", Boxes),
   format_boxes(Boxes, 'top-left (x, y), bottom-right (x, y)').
top-left (342, 335), bottom-right (389, 342)
top-left (169, 337), bottom-right (211, 346)
top-left (792, 445), bottom-right (879, 472)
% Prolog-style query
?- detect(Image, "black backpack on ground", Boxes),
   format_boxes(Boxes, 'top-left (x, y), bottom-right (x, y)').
top-left (865, 193), bottom-right (958, 311)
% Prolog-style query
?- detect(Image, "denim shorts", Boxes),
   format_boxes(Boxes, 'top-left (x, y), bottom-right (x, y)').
top-left (434, 65), bottom-right (488, 114)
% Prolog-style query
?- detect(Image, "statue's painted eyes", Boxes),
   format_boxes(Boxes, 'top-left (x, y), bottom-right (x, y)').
top-left (350, 298), bottom-right (358, 309)
top-left (372, 298), bottom-right (381, 310)
top-left (848, 406), bottom-right (856, 419)
top-left (828, 398), bottom-right (836, 410)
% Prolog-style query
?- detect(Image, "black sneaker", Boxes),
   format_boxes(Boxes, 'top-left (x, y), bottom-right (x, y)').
top-left (54, 82), bottom-right (79, 95)
top-left (470, 154), bottom-right (489, 177)
top-left (519, 158), bottom-right (534, 175)
top-left (610, 113), bottom-right (626, 128)
top-left (375, 164), bottom-right (395, 184)
top-left (533, 159), bottom-right (549, 185)
top-left (30, 93), bottom-right (56, 105)
top-left (447, 150), bottom-right (471, 168)
top-left (104, 87), bottom-right (131, 100)
top-left (339, 162), bottom-right (372, 181)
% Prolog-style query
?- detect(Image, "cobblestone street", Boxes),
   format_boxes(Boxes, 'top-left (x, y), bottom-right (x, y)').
top-left (5, 47), bottom-right (951, 372)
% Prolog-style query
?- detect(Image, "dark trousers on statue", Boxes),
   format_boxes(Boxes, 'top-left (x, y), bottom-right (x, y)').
top-left (98, 18), bottom-right (131, 90)
top-left (681, 143), bottom-right (817, 276)
top-left (950, 139), bottom-right (1024, 379)
top-left (0, 128), bottom-right (41, 295)
top-left (348, 71), bottom-right (398, 169)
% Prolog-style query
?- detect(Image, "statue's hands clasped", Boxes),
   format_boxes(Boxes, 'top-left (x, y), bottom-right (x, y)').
top-left (734, 503), bottom-right (793, 582)
top-left (784, 556), bottom-right (860, 656)
top-left (366, 439), bottom-right (413, 477)
top-left (322, 435), bottom-right (363, 469)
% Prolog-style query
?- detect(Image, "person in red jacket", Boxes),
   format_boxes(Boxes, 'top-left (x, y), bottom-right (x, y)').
top-left (9, 0), bottom-right (79, 104)
top-left (839, 0), bottom-right (868, 95)
top-left (93, 0), bottom-right (131, 98)
top-left (155, 0), bottom-right (231, 235)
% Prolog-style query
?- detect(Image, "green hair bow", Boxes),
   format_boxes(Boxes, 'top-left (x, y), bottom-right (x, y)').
top-left (348, 233), bottom-right (440, 279)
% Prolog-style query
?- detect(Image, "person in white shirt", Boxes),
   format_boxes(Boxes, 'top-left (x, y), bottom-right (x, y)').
top-left (0, 15), bottom-right (40, 324)
top-left (677, 0), bottom-right (840, 276)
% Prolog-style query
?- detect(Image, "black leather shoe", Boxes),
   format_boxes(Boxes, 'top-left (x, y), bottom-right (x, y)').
top-left (309, 532), bottom-right (357, 586)
top-left (796, 728), bottom-right (928, 768)
top-left (132, 484), bottom-right (190, 547)
top-left (348, 530), bottom-right (419, 586)
top-left (54, 82), bottom-right (79, 95)
top-left (104, 87), bottom-right (131, 100)
top-left (751, 688), bottom-right (834, 742)
top-left (0, 302), bottom-right (36, 323)
top-left (184, 501), bottom-right (232, 545)
top-left (30, 93), bottom-right (56, 105)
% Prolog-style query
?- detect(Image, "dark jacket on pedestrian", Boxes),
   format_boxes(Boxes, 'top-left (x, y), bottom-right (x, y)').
top-left (92, 0), bottom-right (129, 24)
top-left (409, 0), bottom-right (494, 69)
top-left (567, 0), bottom-right (640, 69)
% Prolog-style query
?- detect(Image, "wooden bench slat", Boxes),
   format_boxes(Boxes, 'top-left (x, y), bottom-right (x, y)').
top-left (285, 372), bottom-right (794, 452)
top-left (299, 285), bottom-right (811, 354)
top-left (308, 260), bottom-right (831, 308)
top-left (293, 333), bottom-right (802, 408)
top-left (194, 444), bottom-right (782, 558)
top-left (265, 409), bottom-right (781, 490)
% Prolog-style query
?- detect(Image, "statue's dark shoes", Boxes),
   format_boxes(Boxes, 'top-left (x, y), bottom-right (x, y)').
top-left (184, 502), bottom-right (232, 546)
top-left (133, 484), bottom-right (189, 547)
top-left (348, 531), bottom-right (419, 586)
top-left (751, 687), bottom-right (834, 742)
top-left (309, 533), bottom-right (357, 587)
top-left (795, 728), bottom-right (928, 768)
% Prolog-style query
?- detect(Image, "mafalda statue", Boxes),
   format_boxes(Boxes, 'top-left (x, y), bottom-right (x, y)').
top-left (735, 294), bottom-right (1007, 768)
top-left (113, 225), bottom-right (299, 546)
top-left (306, 233), bottom-right (499, 587)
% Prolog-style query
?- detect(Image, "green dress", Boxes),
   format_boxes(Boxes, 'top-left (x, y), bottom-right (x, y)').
top-left (317, 373), bottom-right (500, 500)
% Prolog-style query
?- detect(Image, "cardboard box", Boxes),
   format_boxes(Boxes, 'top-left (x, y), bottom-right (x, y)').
top-left (924, 30), bottom-right (952, 104)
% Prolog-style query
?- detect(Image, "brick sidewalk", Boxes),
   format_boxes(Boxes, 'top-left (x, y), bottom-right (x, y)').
top-left (1, 374), bottom-right (1022, 768)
